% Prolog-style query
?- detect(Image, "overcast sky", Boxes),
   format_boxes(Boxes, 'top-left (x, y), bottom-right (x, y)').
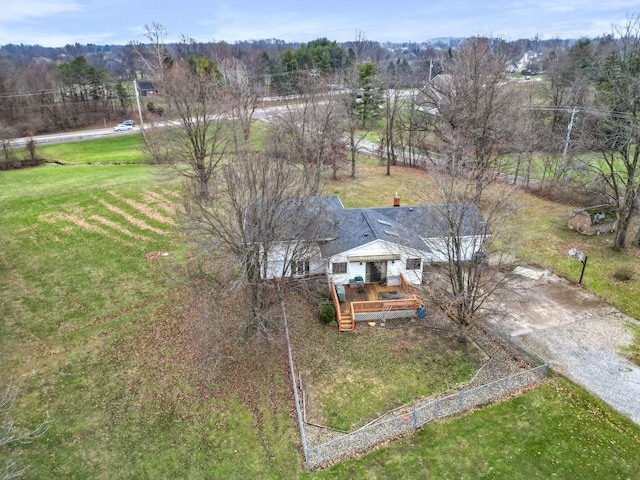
top-left (2, 0), bottom-right (639, 47)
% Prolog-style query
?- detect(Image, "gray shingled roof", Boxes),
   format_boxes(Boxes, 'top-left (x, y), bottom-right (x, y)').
top-left (313, 196), bottom-right (486, 259)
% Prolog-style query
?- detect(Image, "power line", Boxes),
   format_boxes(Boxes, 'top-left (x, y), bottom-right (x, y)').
top-left (527, 105), bottom-right (639, 119)
top-left (0, 82), bottom-right (129, 99)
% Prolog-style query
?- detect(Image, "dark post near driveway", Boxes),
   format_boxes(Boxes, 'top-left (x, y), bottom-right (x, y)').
top-left (568, 248), bottom-right (588, 284)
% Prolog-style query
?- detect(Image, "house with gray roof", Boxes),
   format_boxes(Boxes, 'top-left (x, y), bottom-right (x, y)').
top-left (264, 195), bottom-right (487, 287)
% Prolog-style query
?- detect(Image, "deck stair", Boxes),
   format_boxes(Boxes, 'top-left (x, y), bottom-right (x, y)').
top-left (330, 281), bottom-right (355, 331)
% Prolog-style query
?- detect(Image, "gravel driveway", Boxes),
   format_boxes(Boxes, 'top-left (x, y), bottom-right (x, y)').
top-left (484, 266), bottom-right (640, 425)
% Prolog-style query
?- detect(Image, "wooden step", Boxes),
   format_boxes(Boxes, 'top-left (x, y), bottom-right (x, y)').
top-left (338, 316), bottom-right (354, 331)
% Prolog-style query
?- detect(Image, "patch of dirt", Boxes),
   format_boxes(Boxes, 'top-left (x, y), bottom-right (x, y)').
top-left (42, 209), bottom-right (132, 245)
top-left (97, 199), bottom-right (168, 235)
top-left (108, 191), bottom-right (176, 225)
top-left (39, 189), bottom-right (176, 245)
top-left (91, 214), bottom-right (152, 241)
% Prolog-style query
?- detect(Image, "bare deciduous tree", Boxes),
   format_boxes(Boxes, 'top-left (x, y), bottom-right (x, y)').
top-left (128, 22), bottom-right (173, 80)
top-left (420, 176), bottom-right (516, 340)
top-left (339, 66), bottom-right (369, 178)
top-left (0, 121), bottom-right (17, 162)
top-left (380, 65), bottom-right (412, 175)
top-left (143, 57), bottom-right (231, 198)
top-left (219, 58), bottom-right (259, 149)
top-left (578, 16), bottom-right (640, 249)
top-left (419, 37), bottom-right (522, 201)
top-left (344, 30), bottom-right (389, 64)
top-left (182, 151), bottom-right (330, 339)
top-left (266, 77), bottom-right (346, 189)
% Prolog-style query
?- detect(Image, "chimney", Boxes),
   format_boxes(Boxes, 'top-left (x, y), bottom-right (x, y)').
top-left (393, 192), bottom-right (400, 207)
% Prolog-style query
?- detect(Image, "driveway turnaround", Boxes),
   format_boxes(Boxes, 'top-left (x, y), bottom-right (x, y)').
top-left (485, 266), bottom-right (640, 425)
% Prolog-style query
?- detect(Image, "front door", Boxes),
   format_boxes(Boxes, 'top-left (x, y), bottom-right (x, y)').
top-left (366, 261), bottom-right (387, 283)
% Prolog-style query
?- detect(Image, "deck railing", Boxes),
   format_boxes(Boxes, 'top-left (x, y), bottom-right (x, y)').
top-left (330, 275), bottom-right (425, 330)
top-left (351, 297), bottom-right (418, 313)
top-left (329, 280), bottom-right (355, 331)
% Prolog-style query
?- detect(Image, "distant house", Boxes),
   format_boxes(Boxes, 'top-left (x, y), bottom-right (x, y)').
top-left (568, 205), bottom-right (617, 235)
top-left (136, 81), bottom-right (157, 97)
top-left (414, 74), bottom-right (453, 116)
top-left (506, 61), bottom-right (519, 74)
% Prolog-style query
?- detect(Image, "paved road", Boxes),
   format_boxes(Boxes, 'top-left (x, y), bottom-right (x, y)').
top-left (485, 266), bottom-right (640, 425)
top-left (8, 125), bottom-right (142, 147)
top-left (8, 104), bottom-right (287, 148)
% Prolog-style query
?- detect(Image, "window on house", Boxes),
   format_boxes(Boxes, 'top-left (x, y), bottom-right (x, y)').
top-left (332, 262), bottom-right (347, 274)
top-left (292, 259), bottom-right (310, 276)
top-left (406, 258), bottom-right (421, 270)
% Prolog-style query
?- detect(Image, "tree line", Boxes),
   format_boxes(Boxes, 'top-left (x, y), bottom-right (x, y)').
top-left (0, 30), bottom-right (578, 138)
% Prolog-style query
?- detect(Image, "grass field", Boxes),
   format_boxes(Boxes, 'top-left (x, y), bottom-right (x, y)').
top-left (37, 134), bottom-right (146, 164)
top-left (288, 309), bottom-right (486, 431)
top-left (0, 163), bottom-right (302, 478)
top-left (2, 137), bottom-right (640, 478)
top-left (313, 373), bottom-right (640, 479)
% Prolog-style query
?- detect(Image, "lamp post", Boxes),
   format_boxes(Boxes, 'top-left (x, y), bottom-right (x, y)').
top-left (568, 247), bottom-right (588, 284)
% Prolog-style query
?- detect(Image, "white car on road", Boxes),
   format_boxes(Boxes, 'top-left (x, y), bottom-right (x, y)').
top-left (114, 123), bottom-right (133, 131)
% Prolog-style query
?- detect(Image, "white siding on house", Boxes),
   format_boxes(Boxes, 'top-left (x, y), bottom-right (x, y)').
top-left (263, 243), bottom-right (324, 279)
top-left (328, 239), bottom-right (431, 286)
top-left (422, 236), bottom-right (484, 262)
top-left (262, 235), bottom-right (485, 283)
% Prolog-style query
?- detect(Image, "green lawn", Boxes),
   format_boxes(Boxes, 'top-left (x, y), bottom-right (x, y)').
top-left (2, 136), bottom-right (640, 478)
top-left (314, 374), bottom-right (640, 479)
top-left (289, 312), bottom-right (486, 431)
top-left (37, 134), bottom-right (146, 164)
top-left (0, 163), bottom-right (302, 478)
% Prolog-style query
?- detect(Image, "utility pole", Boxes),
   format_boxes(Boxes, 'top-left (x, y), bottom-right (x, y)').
top-left (562, 107), bottom-right (578, 160)
top-left (134, 80), bottom-right (145, 130)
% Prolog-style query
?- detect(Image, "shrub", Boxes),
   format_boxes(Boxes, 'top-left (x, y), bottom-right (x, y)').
top-left (312, 288), bottom-right (331, 306)
top-left (613, 266), bottom-right (635, 282)
top-left (613, 267), bottom-right (635, 282)
top-left (319, 303), bottom-right (336, 324)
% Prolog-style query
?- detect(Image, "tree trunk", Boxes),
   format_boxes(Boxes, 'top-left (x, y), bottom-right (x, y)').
top-left (614, 184), bottom-right (638, 250)
top-left (632, 225), bottom-right (640, 247)
top-left (350, 134), bottom-right (356, 178)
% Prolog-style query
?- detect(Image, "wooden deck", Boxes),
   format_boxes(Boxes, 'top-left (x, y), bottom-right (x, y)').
top-left (331, 275), bottom-right (422, 331)
top-left (340, 283), bottom-right (409, 313)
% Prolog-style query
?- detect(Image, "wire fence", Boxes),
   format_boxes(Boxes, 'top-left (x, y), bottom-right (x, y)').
top-left (304, 361), bottom-right (548, 470)
top-left (278, 291), bottom-right (310, 468)
top-left (280, 297), bottom-right (549, 471)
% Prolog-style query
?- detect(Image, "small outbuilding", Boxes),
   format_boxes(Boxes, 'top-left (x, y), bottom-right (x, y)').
top-left (568, 205), bottom-right (617, 235)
